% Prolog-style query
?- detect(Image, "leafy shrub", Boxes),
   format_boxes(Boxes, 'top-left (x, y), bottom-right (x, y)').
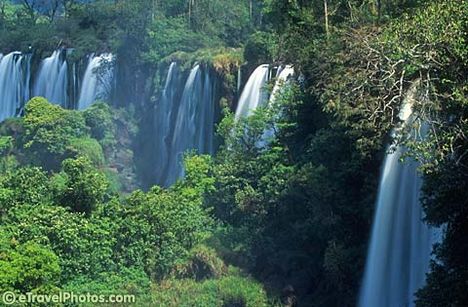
top-left (0, 233), bottom-right (60, 293)
top-left (65, 267), bottom-right (151, 298)
top-left (56, 156), bottom-right (109, 215)
top-left (171, 245), bottom-right (228, 281)
top-left (0, 167), bottom-right (51, 213)
top-left (67, 137), bottom-right (105, 167)
top-left (0, 136), bottom-right (13, 155)
top-left (151, 274), bottom-right (269, 307)
top-left (83, 102), bottom-right (116, 148)
top-left (21, 97), bottom-right (88, 170)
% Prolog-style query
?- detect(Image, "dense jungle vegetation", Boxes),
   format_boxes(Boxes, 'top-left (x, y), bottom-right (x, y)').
top-left (0, 0), bottom-right (467, 306)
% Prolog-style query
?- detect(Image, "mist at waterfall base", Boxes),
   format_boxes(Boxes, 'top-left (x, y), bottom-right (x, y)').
top-left (0, 50), bottom-right (114, 117)
top-left (359, 100), bottom-right (441, 307)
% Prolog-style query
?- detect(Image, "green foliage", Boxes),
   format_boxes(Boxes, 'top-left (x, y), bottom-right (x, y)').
top-left (102, 168), bottom-right (122, 194)
top-left (0, 136), bottom-right (17, 173)
top-left (244, 31), bottom-right (277, 66)
top-left (171, 245), bottom-right (228, 281)
top-left (0, 233), bottom-right (60, 293)
top-left (0, 99), bottom-right (222, 298)
top-left (65, 267), bottom-right (151, 298)
top-left (151, 273), bottom-right (270, 307)
top-left (4, 203), bottom-right (117, 282)
top-left (119, 180), bottom-right (213, 278)
top-left (57, 156), bottom-right (109, 214)
top-left (21, 97), bottom-right (87, 169)
top-left (144, 15), bottom-right (215, 64)
top-left (0, 136), bottom-right (12, 154)
top-left (211, 36), bottom-right (382, 305)
top-left (83, 102), bottom-right (116, 146)
top-left (67, 137), bottom-right (105, 167)
top-left (0, 167), bottom-right (51, 213)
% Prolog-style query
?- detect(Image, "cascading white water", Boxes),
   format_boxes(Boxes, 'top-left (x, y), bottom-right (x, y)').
top-left (235, 64), bottom-right (294, 146)
top-left (359, 88), bottom-right (440, 307)
top-left (270, 65), bottom-right (294, 104)
top-left (235, 64), bottom-right (270, 120)
top-left (34, 50), bottom-right (68, 106)
top-left (199, 71), bottom-right (215, 155)
top-left (259, 65), bottom-right (295, 144)
top-left (0, 52), bottom-right (30, 122)
top-left (77, 53), bottom-right (114, 110)
top-left (163, 64), bottom-right (215, 186)
top-left (154, 62), bottom-right (180, 185)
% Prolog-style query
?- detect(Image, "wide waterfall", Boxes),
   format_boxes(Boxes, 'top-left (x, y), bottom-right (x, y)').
top-left (34, 50), bottom-right (68, 106)
top-left (78, 53), bottom-right (114, 110)
top-left (359, 93), bottom-right (440, 307)
top-left (0, 52), bottom-right (31, 122)
top-left (235, 64), bottom-right (270, 119)
top-left (154, 64), bottom-right (216, 187)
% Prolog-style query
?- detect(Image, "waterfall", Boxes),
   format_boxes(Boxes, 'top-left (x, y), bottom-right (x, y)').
top-left (162, 64), bottom-right (216, 186)
top-left (34, 50), bottom-right (68, 106)
top-left (359, 89), bottom-right (440, 307)
top-left (77, 53), bottom-right (114, 110)
top-left (0, 52), bottom-right (30, 122)
top-left (235, 64), bottom-right (269, 120)
top-left (154, 62), bottom-right (180, 185)
top-left (259, 65), bottom-right (295, 145)
top-left (270, 65), bottom-right (294, 104)
top-left (234, 64), bottom-right (294, 145)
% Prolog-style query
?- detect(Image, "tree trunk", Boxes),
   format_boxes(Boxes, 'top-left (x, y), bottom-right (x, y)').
top-left (324, 0), bottom-right (329, 38)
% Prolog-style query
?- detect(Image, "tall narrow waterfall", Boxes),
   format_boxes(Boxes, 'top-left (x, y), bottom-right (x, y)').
top-left (0, 52), bottom-right (31, 122)
top-left (163, 64), bottom-right (216, 186)
top-left (34, 50), bottom-right (68, 106)
top-left (359, 93), bottom-right (440, 307)
top-left (235, 64), bottom-right (269, 119)
top-left (77, 53), bottom-right (114, 110)
top-left (154, 62), bottom-right (180, 185)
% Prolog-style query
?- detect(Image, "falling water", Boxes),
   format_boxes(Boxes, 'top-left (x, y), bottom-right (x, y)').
top-left (270, 65), bottom-right (294, 104)
top-left (77, 53), bottom-right (114, 110)
top-left (234, 64), bottom-right (294, 145)
top-left (259, 65), bottom-right (295, 145)
top-left (235, 64), bottom-right (269, 120)
top-left (0, 52), bottom-right (31, 122)
top-left (359, 87), bottom-right (440, 307)
top-left (154, 62), bottom-right (180, 185)
top-left (163, 64), bottom-right (216, 186)
top-left (34, 50), bottom-right (68, 106)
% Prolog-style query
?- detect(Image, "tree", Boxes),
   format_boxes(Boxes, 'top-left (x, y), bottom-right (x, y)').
top-left (22, 97), bottom-right (87, 169)
top-left (57, 156), bottom-right (109, 215)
